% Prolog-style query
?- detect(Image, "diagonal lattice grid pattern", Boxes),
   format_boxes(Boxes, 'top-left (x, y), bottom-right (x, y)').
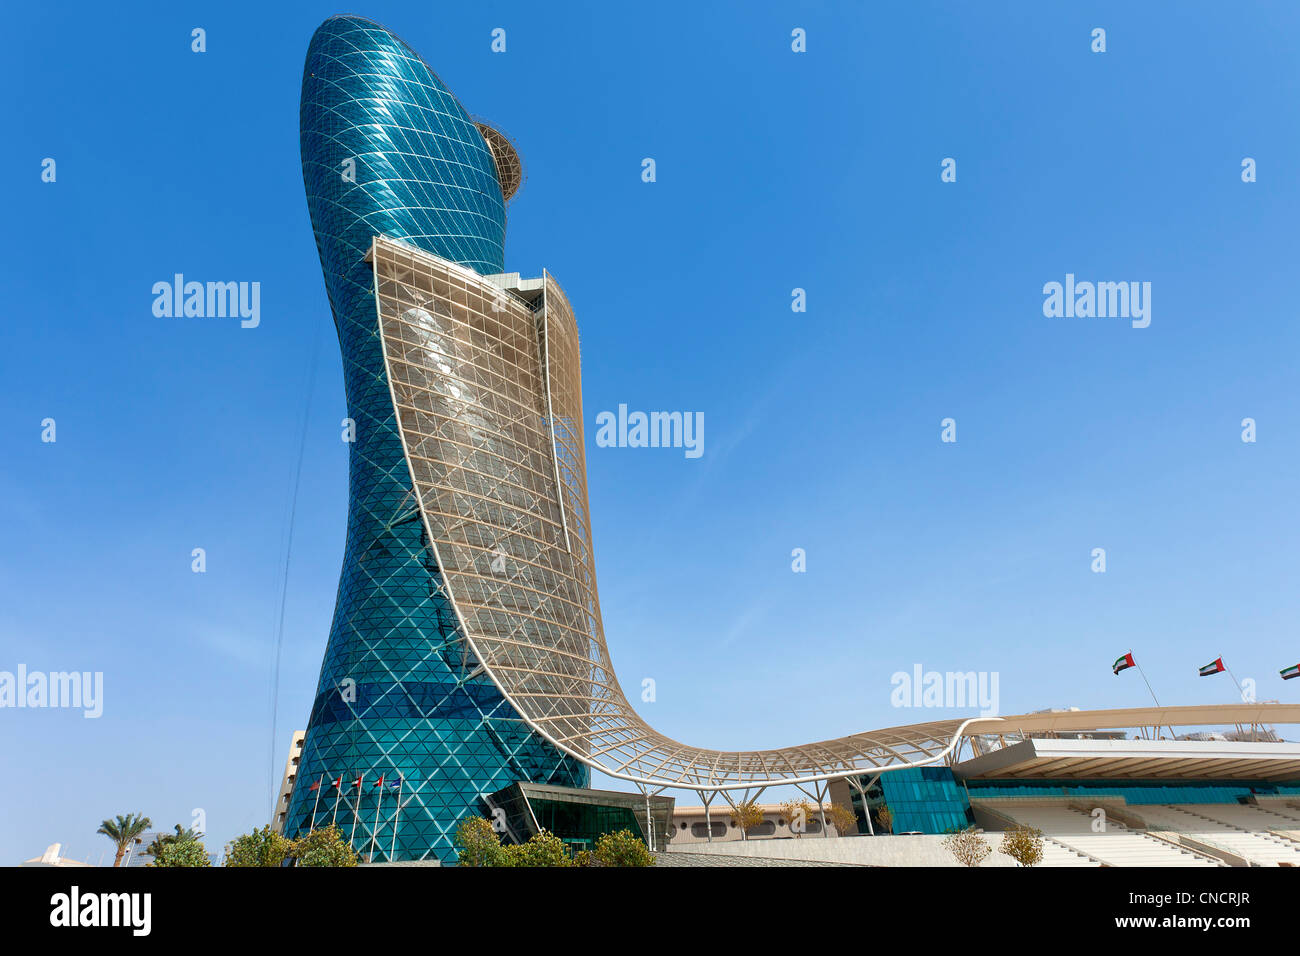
top-left (372, 235), bottom-right (985, 792)
top-left (284, 15), bottom-right (585, 864)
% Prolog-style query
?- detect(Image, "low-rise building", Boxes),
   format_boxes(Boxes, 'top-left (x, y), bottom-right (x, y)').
top-left (667, 802), bottom-right (846, 845)
top-left (19, 843), bottom-right (91, 867)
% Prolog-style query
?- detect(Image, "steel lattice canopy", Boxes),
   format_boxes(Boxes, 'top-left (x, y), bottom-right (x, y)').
top-left (474, 120), bottom-right (524, 202)
top-left (366, 233), bottom-right (1300, 794)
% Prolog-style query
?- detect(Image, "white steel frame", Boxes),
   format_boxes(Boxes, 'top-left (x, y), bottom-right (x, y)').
top-left (368, 235), bottom-right (1300, 801)
top-left (369, 234), bottom-right (1006, 798)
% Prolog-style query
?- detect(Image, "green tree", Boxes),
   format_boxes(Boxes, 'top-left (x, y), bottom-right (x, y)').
top-left (502, 829), bottom-right (572, 867)
top-left (594, 829), bottom-right (654, 867)
top-left (289, 824), bottom-right (360, 867)
top-left (999, 825), bottom-right (1045, 867)
top-left (150, 838), bottom-right (211, 867)
top-left (224, 825), bottom-right (291, 867)
top-left (97, 813), bottom-right (152, 868)
top-left (454, 816), bottom-right (506, 867)
top-left (146, 824), bottom-right (199, 860)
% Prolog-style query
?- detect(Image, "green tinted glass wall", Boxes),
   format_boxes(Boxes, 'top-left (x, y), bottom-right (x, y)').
top-left (528, 799), bottom-right (646, 851)
top-left (283, 15), bottom-right (585, 864)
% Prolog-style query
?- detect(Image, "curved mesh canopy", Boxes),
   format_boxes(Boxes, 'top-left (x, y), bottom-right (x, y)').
top-left (371, 235), bottom-right (988, 790)
top-left (474, 120), bottom-right (524, 202)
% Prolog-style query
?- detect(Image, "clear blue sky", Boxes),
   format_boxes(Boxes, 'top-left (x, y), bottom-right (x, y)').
top-left (2, 1), bottom-right (1297, 864)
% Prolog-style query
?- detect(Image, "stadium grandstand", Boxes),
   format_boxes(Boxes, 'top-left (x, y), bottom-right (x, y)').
top-left (663, 703), bottom-right (1300, 866)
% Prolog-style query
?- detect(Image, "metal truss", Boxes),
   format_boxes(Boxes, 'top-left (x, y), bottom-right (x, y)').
top-left (367, 233), bottom-right (1012, 796)
top-left (473, 119), bottom-right (524, 203)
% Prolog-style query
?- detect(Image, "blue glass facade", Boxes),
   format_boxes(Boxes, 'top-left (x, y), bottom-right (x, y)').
top-left (847, 772), bottom-right (1300, 836)
top-left (847, 767), bottom-right (975, 834)
top-left (965, 778), bottom-right (1300, 805)
top-left (879, 767), bottom-right (975, 833)
top-left (283, 15), bottom-right (585, 863)
top-left (842, 775), bottom-right (1300, 832)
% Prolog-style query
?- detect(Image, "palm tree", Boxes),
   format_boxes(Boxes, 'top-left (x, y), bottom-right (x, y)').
top-left (97, 813), bottom-right (152, 867)
top-left (145, 824), bottom-right (198, 859)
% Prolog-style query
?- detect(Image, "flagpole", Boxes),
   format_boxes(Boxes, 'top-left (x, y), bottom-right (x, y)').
top-left (331, 775), bottom-right (343, 826)
top-left (350, 773), bottom-right (365, 851)
top-left (309, 774), bottom-right (323, 831)
top-left (369, 779), bottom-right (384, 863)
top-left (390, 778), bottom-right (402, 862)
top-left (1131, 651), bottom-right (1162, 708)
top-left (1223, 659), bottom-right (1247, 702)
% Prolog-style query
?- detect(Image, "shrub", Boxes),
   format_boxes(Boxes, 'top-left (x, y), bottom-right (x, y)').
top-left (941, 826), bottom-right (991, 867)
top-left (999, 824), bottom-right (1045, 867)
top-left (502, 830), bottom-right (572, 867)
top-left (289, 825), bottom-right (359, 867)
top-left (455, 816), bottom-right (506, 867)
top-left (224, 825), bottom-right (291, 867)
top-left (594, 829), bottom-right (654, 867)
top-left (149, 838), bottom-right (211, 867)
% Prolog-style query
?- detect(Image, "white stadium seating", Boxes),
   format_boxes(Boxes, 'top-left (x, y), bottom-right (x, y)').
top-left (1133, 804), bottom-right (1300, 867)
top-left (998, 805), bottom-right (1224, 867)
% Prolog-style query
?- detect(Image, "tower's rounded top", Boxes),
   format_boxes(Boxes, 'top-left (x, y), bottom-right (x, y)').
top-left (474, 120), bottom-right (525, 202)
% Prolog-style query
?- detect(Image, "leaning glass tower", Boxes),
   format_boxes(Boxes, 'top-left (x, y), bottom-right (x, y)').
top-left (284, 16), bottom-right (1013, 863)
top-left (284, 15), bottom-right (586, 863)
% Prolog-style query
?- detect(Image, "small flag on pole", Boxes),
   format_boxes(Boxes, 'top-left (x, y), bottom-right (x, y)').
top-left (373, 775), bottom-right (385, 788)
top-left (330, 776), bottom-right (342, 788)
top-left (351, 774), bottom-right (363, 789)
top-left (1199, 658), bottom-right (1226, 677)
top-left (309, 774), bottom-right (325, 830)
top-left (389, 775), bottom-right (402, 790)
top-left (1280, 665), bottom-right (1300, 681)
top-left (1113, 653), bottom-right (1136, 675)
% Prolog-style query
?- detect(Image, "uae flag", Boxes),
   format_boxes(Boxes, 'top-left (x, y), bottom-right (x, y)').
top-left (1281, 665), bottom-right (1300, 681)
top-left (1198, 658), bottom-right (1226, 677)
top-left (1113, 653), bottom-right (1136, 675)
top-left (373, 775), bottom-right (385, 789)
top-left (330, 776), bottom-right (342, 789)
